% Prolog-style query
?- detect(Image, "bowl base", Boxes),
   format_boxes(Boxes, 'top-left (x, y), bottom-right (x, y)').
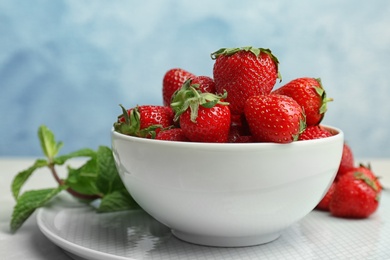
top-left (171, 230), bottom-right (281, 247)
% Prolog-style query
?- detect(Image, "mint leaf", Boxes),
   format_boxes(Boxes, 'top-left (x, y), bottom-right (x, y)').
top-left (10, 125), bottom-right (140, 233)
top-left (97, 190), bottom-right (140, 213)
top-left (66, 158), bottom-right (100, 196)
top-left (38, 125), bottom-right (63, 160)
top-left (54, 148), bottom-right (97, 165)
top-left (96, 146), bottom-right (125, 194)
top-left (10, 187), bottom-right (66, 233)
top-left (11, 159), bottom-right (48, 199)
top-left (93, 146), bottom-right (140, 212)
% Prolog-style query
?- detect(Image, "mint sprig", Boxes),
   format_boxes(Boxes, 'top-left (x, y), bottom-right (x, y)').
top-left (10, 125), bottom-right (139, 233)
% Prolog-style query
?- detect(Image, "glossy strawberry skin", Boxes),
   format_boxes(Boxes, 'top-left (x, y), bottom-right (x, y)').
top-left (244, 94), bottom-right (306, 143)
top-left (191, 76), bottom-right (216, 94)
top-left (298, 125), bottom-right (332, 141)
top-left (138, 106), bottom-right (174, 129)
top-left (163, 68), bottom-right (196, 106)
top-left (179, 104), bottom-right (231, 143)
top-left (316, 182), bottom-right (336, 211)
top-left (273, 77), bottom-right (331, 126)
top-left (329, 170), bottom-right (381, 218)
top-left (156, 128), bottom-right (189, 141)
top-left (212, 48), bottom-right (279, 115)
top-left (335, 143), bottom-right (355, 180)
top-left (119, 105), bottom-right (173, 127)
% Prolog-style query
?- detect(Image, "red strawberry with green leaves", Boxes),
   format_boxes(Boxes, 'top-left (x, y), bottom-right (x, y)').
top-left (211, 47), bottom-right (281, 115)
top-left (272, 77), bottom-right (332, 126)
top-left (346, 164), bottom-right (382, 192)
top-left (329, 169), bottom-right (381, 218)
top-left (163, 68), bottom-right (196, 106)
top-left (156, 128), bottom-right (189, 142)
top-left (335, 143), bottom-right (355, 180)
top-left (114, 105), bottom-right (174, 138)
top-left (191, 76), bottom-right (216, 94)
top-left (298, 125), bottom-right (332, 141)
top-left (171, 79), bottom-right (231, 143)
top-left (244, 94), bottom-right (306, 143)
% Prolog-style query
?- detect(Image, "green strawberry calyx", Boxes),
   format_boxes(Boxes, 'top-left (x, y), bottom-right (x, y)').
top-left (114, 105), bottom-right (162, 138)
top-left (293, 113), bottom-right (307, 141)
top-left (210, 46), bottom-right (282, 81)
top-left (314, 78), bottom-right (334, 115)
top-left (354, 171), bottom-right (381, 201)
top-left (170, 79), bottom-right (228, 123)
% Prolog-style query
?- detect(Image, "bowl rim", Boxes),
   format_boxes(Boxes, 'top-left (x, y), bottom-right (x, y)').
top-left (111, 125), bottom-right (344, 149)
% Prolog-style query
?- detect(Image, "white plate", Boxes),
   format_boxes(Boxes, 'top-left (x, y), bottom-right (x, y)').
top-left (37, 191), bottom-right (390, 260)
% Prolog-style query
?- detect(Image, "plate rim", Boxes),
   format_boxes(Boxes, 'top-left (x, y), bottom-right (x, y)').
top-left (36, 207), bottom-right (136, 260)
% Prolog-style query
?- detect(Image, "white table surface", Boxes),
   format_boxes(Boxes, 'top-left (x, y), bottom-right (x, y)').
top-left (1, 157), bottom-right (390, 260)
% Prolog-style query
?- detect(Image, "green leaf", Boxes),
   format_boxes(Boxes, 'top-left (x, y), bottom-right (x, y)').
top-left (10, 187), bottom-right (66, 233)
top-left (11, 159), bottom-right (48, 199)
top-left (54, 148), bottom-right (96, 165)
top-left (97, 190), bottom-right (140, 213)
top-left (65, 158), bottom-right (100, 196)
top-left (96, 146), bottom-right (125, 194)
top-left (38, 125), bottom-right (63, 160)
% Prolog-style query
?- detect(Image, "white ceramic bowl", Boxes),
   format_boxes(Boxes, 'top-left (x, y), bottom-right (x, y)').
top-left (111, 126), bottom-right (344, 247)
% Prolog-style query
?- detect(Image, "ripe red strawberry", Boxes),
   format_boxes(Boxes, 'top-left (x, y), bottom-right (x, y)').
top-left (114, 105), bottom-right (174, 138)
top-left (191, 76), bottom-right (216, 94)
top-left (329, 169), bottom-right (381, 218)
top-left (272, 77), bottom-right (332, 126)
top-left (346, 164), bottom-right (382, 192)
top-left (298, 125), bottom-right (332, 141)
top-left (162, 68), bottom-right (196, 106)
top-left (171, 80), bottom-right (231, 143)
top-left (156, 128), bottom-right (189, 141)
top-left (180, 104), bottom-right (231, 142)
top-left (211, 47), bottom-right (281, 115)
top-left (244, 94), bottom-right (306, 143)
top-left (316, 182), bottom-right (336, 211)
top-left (335, 143), bottom-right (355, 179)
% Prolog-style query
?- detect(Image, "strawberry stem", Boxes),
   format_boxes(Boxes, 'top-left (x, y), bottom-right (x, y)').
top-left (49, 163), bottom-right (102, 200)
top-left (171, 79), bottom-right (228, 123)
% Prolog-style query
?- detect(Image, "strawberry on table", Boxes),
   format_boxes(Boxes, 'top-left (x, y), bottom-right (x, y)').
top-left (329, 168), bottom-right (382, 218)
top-left (316, 182), bottom-right (336, 211)
top-left (272, 77), bottom-right (332, 126)
top-left (244, 94), bottom-right (306, 143)
top-left (114, 105), bottom-right (174, 138)
top-left (346, 164), bottom-right (382, 193)
top-left (163, 68), bottom-right (196, 106)
top-left (211, 46), bottom-right (281, 115)
top-left (335, 143), bottom-right (355, 180)
top-left (171, 79), bottom-right (231, 143)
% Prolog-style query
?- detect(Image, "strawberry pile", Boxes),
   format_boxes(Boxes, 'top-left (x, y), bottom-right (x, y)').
top-left (114, 46), bottom-right (382, 218)
top-left (316, 143), bottom-right (382, 218)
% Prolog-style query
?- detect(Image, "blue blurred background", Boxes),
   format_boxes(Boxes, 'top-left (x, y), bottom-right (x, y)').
top-left (1, 0), bottom-right (389, 158)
